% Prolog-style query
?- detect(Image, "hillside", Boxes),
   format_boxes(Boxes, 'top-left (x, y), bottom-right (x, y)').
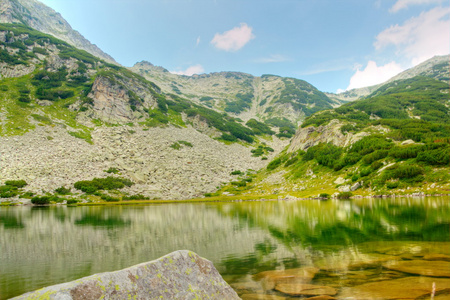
top-left (131, 61), bottom-right (342, 130)
top-left (213, 72), bottom-right (450, 199)
top-left (327, 55), bottom-right (449, 102)
top-left (0, 0), bottom-right (117, 64)
top-left (0, 23), bottom-right (288, 201)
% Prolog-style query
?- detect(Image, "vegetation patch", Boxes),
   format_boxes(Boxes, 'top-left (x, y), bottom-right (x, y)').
top-left (74, 176), bottom-right (134, 194)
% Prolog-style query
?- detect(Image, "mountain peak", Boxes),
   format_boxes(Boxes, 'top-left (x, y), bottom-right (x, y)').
top-left (0, 0), bottom-right (118, 64)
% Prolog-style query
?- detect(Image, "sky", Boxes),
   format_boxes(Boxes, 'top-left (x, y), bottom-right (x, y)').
top-left (38, 0), bottom-right (450, 93)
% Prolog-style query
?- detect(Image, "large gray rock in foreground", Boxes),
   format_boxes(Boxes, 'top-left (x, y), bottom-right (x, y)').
top-left (12, 250), bottom-right (240, 300)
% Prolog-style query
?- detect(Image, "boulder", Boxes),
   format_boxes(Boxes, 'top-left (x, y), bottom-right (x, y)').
top-left (11, 250), bottom-right (239, 300)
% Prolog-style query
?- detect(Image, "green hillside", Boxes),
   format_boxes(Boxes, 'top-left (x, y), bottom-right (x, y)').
top-left (0, 23), bottom-right (277, 145)
top-left (214, 75), bottom-right (450, 199)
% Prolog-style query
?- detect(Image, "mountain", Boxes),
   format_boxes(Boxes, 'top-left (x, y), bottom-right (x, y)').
top-left (0, 23), bottom-right (289, 201)
top-left (131, 61), bottom-right (342, 129)
top-left (213, 64), bottom-right (450, 199)
top-left (0, 0), bottom-right (117, 64)
top-left (327, 55), bottom-right (449, 102)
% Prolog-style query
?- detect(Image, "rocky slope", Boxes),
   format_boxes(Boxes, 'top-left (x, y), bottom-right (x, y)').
top-left (0, 125), bottom-right (282, 200)
top-left (0, 0), bottom-right (117, 64)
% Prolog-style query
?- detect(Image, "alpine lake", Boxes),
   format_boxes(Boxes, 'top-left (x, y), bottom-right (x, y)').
top-left (1, 197), bottom-right (449, 299)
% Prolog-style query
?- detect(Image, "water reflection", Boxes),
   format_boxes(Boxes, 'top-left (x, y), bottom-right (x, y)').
top-left (0, 197), bottom-right (449, 299)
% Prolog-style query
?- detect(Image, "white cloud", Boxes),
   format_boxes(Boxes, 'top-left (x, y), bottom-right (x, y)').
top-left (375, 7), bottom-right (450, 65)
top-left (346, 61), bottom-right (404, 90)
top-left (390, 0), bottom-right (444, 13)
top-left (254, 54), bottom-right (289, 63)
top-left (170, 64), bottom-right (205, 76)
top-left (211, 23), bottom-right (255, 51)
top-left (196, 36), bottom-right (201, 46)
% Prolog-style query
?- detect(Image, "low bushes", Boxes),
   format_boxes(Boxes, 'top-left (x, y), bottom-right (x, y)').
top-left (74, 176), bottom-right (134, 193)
top-left (0, 180), bottom-right (27, 198)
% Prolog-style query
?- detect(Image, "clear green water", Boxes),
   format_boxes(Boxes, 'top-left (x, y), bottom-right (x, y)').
top-left (0, 197), bottom-right (449, 299)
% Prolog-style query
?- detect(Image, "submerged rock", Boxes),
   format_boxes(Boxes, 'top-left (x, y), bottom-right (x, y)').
top-left (241, 294), bottom-right (288, 300)
top-left (11, 250), bottom-right (239, 300)
top-left (253, 267), bottom-right (319, 290)
top-left (275, 283), bottom-right (337, 296)
top-left (383, 260), bottom-right (450, 277)
top-left (337, 276), bottom-right (450, 300)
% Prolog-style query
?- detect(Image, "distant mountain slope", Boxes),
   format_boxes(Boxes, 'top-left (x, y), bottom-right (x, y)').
top-left (131, 61), bottom-right (341, 129)
top-left (327, 55), bottom-right (449, 102)
top-left (0, 0), bottom-right (117, 64)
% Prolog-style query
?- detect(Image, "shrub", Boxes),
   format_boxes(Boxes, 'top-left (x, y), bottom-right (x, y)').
top-left (0, 185), bottom-right (18, 198)
top-left (122, 194), bottom-right (150, 200)
top-left (371, 160), bottom-right (384, 170)
top-left (66, 199), bottom-right (79, 205)
top-left (246, 119), bottom-right (274, 135)
top-left (362, 150), bottom-right (389, 165)
top-left (55, 186), bottom-right (71, 195)
top-left (267, 157), bottom-right (283, 171)
top-left (360, 167), bottom-right (373, 177)
top-left (5, 180), bottom-right (27, 188)
top-left (74, 176), bottom-right (134, 193)
top-left (416, 147), bottom-right (450, 165)
top-left (284, 156), bottom-right (299, 167)
top-left (303, 143), bottom-right (343, 169)
top-left (319, 193), bottom-right (330, 199)
top-left (389, 145), bottom-right (424, 160)
top-left (386, 181), bottom-right (399, 189)
top-left (220, 133), bottom-right (237, 142)
top-left (382, 164), bottom-right (424, 182)
top-left (337, 192), bottom-right (353, 199)
top-left (231, 170), bottom-right (243, 175)
top-left (100, 194), bottom-right (120, 202)
top-left (105, 167), bottom-right (120, 174)
top-left (31, 196), bottom-right (51, 205)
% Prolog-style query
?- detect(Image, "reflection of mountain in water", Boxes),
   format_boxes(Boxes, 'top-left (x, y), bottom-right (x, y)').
top-left (1, 198), bottom-right (449, 299)
top-left (0, 203), bottom-right (293, 299)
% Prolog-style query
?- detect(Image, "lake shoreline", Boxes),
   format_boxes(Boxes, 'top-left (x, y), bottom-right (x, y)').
top-left (1, 191), bottom-right (449, 207)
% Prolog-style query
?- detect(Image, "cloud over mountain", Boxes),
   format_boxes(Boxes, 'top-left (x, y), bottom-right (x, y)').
top-left (211, 23), bottom-right (255, 52)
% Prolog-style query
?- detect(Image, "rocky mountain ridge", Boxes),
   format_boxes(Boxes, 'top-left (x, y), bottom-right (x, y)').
top-left (0, 0), bottom-right (117, 64)
top-left (131, 61), bottom-right (342, 127)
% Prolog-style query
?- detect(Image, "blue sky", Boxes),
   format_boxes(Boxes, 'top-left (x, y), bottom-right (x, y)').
top-left (39, 0), bottom-right (449, 93)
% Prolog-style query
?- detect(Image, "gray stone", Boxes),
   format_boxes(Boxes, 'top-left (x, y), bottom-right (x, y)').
top-left (11, 250), bottom-right (239, 300)
top-left (350, 182), bottom-right (361, 191)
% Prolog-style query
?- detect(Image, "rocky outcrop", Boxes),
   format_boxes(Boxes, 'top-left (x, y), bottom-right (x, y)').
top-left (11, 250), bottom-right (240, 300)
top-left (287, 120), bottom-right (370, 153)
top-left (87, 75), bottom-right (158, 123)
top-left (0, 0), bottom-right (117, 64)
top-left (88, 76), bottom-right (137, 123)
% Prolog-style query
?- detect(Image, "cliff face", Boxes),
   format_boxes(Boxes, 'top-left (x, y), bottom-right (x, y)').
top-left (11, 250), bottom-right (240, 300)
top-left (0, 0), bottom-right (117, 64)
top-left (287, 119), bottom-right (375, 153)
